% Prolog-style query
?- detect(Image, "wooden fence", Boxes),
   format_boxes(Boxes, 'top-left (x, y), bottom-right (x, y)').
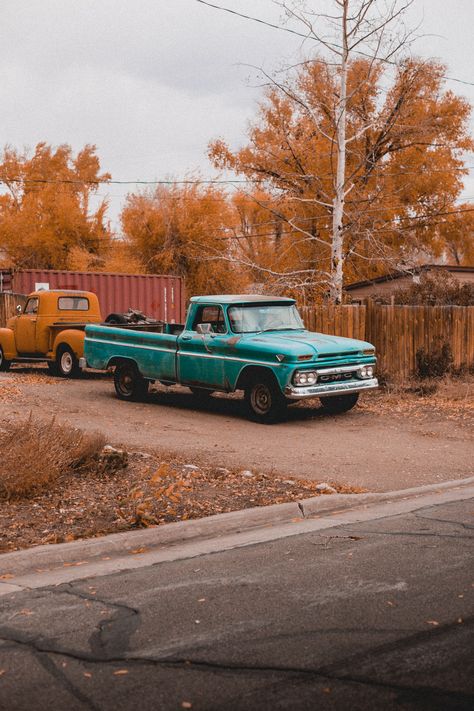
top-left (0, 293), bottom-right (27, 328)
top-left (300, 304), bottom-right (474, 379)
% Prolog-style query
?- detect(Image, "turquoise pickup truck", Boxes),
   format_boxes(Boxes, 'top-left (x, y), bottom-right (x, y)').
top-left (84, 295), bottom-right (378, 423)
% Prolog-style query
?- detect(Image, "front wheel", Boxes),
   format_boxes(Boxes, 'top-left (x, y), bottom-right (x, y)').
top-left (56, 345), bottom-right (80, 378)
top-left (244, 375), bottom-right (287, 424)
top-left (114, 363), bottom-right (149, 401)
top-left (319, 393), bottom-right (359, 414)
top-left (0, 346), bottom-right (11, 372)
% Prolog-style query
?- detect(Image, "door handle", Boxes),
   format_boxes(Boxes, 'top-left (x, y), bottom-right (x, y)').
top-left (181, 335), bottom-right (192, 341)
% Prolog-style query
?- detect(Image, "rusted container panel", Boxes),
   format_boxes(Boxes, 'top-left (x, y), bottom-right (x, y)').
top-left (0, 270), bottom-right (185, 323)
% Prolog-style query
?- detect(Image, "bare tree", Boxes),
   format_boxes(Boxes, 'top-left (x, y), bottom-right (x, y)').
top-left (208, 0), bottom-right (472, 302)
top-left (269, 0), bottom-right (417, 302)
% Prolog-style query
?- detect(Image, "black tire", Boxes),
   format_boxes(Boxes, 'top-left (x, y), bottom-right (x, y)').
top-left (114, 363), bottom-right (149, 401)
top-left (244, 373), bottom-right (287, 424)
top-left (189, 387), bottom-right (215, 399)
top-left (319, 393), bottom-right (359, 414)
top-left (47, 361), bottom-right (58, 375)
top-left (105, 313), bottom-right (128, 325)
top-left (0, 346), bottom-right (11, 372)
top-left (56, 345), bottom-right (80, 378)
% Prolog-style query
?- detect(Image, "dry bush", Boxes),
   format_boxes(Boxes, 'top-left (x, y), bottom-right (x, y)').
top-left (415, 340), bottom-right (454, 379)
top-left (0, 415), bottom-right (105, 500)
top-left (392, 271), bottom-right (474, 306)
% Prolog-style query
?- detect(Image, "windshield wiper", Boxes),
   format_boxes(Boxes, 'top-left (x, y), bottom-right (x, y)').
top-left (255, 327), bottom-right (303, 334)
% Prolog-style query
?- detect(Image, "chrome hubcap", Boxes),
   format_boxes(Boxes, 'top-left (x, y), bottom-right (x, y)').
top-left (61, 352), bottom-right (73, 373)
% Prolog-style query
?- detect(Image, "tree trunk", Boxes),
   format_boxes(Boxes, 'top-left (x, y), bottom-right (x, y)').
top-left (329, 0), bottom-right (348, 305)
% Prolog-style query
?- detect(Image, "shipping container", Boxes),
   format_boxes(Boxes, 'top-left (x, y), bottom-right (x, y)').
top-left (0, 270), bottom-right (185, 323)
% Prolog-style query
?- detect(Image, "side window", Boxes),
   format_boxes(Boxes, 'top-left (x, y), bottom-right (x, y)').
top-left (24, 298), bottom-right (39, 315)
top-left (192, 305), bottom-right (227, 334)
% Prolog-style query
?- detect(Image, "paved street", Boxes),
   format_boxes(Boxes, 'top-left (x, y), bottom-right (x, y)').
top-left (1, 496), bottom-right (473, 710)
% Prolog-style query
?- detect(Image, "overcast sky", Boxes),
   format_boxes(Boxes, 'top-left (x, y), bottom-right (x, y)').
top-left (1, 0), bottom-right (473, 230)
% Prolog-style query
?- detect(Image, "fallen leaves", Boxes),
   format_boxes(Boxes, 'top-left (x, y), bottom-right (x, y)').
top-left (0, 447), bottom-right (362, 554)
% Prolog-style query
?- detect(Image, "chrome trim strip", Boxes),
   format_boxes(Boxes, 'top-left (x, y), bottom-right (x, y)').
top-left (285, 378), bottom-right (379, 399)
top-left (315, 364), bottom-right (369, 375)
top-left (178, 351), bottom-right (278, 367)
top-left (86, 336), bottom-right (278, 368)
top-left (86, 337), bottom-right (175, 354)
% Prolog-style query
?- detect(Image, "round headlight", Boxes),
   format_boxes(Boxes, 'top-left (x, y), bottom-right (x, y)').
top-left (306, 372), bottom-right (317, 385)
top-left (366, 366), bottom-right (374, 378)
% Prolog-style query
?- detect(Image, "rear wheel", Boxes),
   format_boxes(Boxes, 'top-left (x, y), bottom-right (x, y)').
top-left (114, 363), bottom-right (149, 401)
top-left (244, 374), bottom-right (287, 424)
top-left (56, 345), bottom-right (80, 378)
top-left (319, 393), bottom-right (359, 414)
top-left (0, 346), bottom-right (11, 372)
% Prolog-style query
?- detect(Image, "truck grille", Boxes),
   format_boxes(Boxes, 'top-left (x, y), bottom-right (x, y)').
top-left (317, 371), bottom-right (356, 383)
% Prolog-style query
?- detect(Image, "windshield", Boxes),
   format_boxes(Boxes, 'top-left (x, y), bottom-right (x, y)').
top-left (228, 304), bottom-right (304, 334)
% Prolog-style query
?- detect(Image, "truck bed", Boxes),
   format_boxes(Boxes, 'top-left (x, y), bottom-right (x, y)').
top-left (84, 323), bottom-right (180, 382)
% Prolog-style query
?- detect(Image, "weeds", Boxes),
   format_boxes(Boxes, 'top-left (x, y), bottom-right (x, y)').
top-left (0, 415), bottom-right (105, 500)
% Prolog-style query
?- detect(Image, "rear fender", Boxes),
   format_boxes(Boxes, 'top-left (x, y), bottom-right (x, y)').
top-left (52, 330), bottom-right (85, 359)
top-left (106, 356), bottom-right (141, 372)
top-left (0, 328), bottom-right (18, 360)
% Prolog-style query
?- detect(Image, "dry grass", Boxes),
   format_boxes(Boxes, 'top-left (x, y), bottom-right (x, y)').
top-left (360, 373), bottom-right (474, 424)
top-left (0, 415), bottom-right (105, 500)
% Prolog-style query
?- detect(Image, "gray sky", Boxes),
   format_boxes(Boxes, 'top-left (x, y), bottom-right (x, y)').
top-left (1, 0), bottom-right (473, 230)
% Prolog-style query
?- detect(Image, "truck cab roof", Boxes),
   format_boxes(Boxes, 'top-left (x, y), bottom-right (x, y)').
top-left (190, 294), bottom-right (296, 305)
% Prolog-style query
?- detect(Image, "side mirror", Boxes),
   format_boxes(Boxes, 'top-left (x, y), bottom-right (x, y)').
top-left (196, 323), bottom-right (213, 335)
top-left (16, 305), bottom-right (22, 314)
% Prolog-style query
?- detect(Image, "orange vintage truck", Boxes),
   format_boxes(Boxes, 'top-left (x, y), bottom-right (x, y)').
top-left (0, 290), bottom-right (102, 377)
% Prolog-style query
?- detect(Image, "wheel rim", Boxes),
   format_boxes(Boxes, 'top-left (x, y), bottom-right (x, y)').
top-left (118, 370), bottom-right (134, 396)
top-left (60, 351), bottom-right (73, 374)
top-left (251, 383), bottom-right (272, 415)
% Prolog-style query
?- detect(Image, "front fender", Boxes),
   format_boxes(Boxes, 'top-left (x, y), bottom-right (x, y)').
top-left (0, 328), bottom-right (18, 360)
top-left (52, 330), bottom-right (85, 359)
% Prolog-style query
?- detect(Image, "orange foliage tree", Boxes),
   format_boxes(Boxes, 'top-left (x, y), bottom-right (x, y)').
top-left (0, 143), bottom-right (112, 269)
top-left (120, 182), bottom-right (248, 295)
top-left (210, 57), bottom-right (473, 302)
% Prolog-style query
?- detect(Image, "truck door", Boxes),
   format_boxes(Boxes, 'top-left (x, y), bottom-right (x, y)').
top-left (15, 297), bottom-right (40, 353)
top-left (178, 305), bottom-right (229, 390)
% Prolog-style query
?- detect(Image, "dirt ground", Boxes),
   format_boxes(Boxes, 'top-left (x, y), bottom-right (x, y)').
top-left (1, 367), bottom-right (473, 493)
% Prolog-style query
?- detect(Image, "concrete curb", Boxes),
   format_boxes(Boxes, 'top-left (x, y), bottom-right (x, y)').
top-left (1, 476), bottom-right (473, 590)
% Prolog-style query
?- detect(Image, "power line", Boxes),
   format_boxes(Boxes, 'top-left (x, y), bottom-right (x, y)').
top-left (0, 177), bottom-right (259, 186)
top-left (195, 0), bottom-right (474, 87)
top-left (1, 164), bottom-right (473, 189)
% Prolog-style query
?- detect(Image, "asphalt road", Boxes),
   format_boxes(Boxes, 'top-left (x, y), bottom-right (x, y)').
top-left (1, 497), bottom-right (473, 711)
top-left (1, 371), bottom-right (473, 491)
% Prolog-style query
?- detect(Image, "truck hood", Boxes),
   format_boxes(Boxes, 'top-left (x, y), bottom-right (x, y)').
top-left (243, 330), bottom-right (373, 358)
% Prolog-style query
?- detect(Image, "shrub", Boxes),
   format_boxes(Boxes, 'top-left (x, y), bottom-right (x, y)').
top-left (0, 415), bottom-right (105, 500)
top-left (415, 341), bottom-right (453, 379)
top-left (393, 270), bottom-right (474, 306)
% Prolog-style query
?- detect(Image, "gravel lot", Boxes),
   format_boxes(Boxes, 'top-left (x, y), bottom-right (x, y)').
top-left (1, 368), bottom-right (472, 492)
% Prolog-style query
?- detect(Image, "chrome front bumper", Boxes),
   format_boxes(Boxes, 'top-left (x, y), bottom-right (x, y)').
top-left (285, 377), bottom-right (379, 400)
